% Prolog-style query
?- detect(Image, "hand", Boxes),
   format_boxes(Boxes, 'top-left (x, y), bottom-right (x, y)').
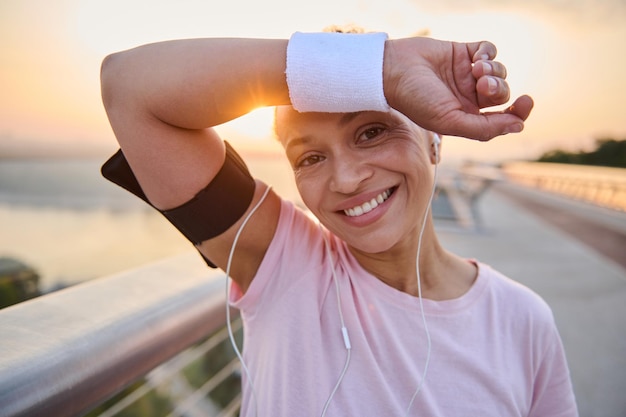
top-left (383, 37), bottom-right (534, 141)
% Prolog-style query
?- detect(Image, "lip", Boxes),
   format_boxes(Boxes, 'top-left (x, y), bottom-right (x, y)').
top-left (334, 187), bottom-right (394, 211)
top-left (335, 186), bottom-right (397, 226)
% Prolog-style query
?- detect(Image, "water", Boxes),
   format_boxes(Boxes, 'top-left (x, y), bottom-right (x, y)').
top-left (0, 154), bottom-right (299, 292)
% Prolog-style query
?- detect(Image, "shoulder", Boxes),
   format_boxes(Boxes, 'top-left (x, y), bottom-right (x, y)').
top-left (269, 199), bottom-right (327, 260)
top-left (476, 263), bottom-right (566, 366)
top-left (232, 199), bottom-right (339, 312)
top-left (251, 199), bottom-right (329, 282)
top-left (479, 262), bottom-right (556, 325)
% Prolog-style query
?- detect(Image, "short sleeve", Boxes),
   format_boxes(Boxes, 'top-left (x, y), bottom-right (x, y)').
top-left (229, 199), bottom-right (327, 317)
top-left (528, 325), bottom-right (579, 417)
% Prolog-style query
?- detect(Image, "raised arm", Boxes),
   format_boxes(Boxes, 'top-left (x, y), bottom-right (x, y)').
top-left (100, 34), bottom-right (532, 291)
top-left (101, 38), bottom-right (290, 207)
top-left (100, 38), bottom-right (290, 291)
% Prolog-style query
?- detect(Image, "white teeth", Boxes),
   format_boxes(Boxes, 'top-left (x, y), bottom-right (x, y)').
top-left (344, 189), bottom-right (392, 217)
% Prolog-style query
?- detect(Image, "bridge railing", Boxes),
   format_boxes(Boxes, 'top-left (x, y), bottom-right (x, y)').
top-left (0, 251), bottom-right (241, 417)
top-left (502, 162), bottom-right (626, 212)
top-left (435, 164), bottom-right (503, 231)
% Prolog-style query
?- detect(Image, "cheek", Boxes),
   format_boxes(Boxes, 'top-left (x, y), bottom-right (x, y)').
top-left (371, 140), bottom-right (426, 172)
top-left (376, 142), bottom-right (434, 197)
top-left (294, 175), bottom-right (323, 212)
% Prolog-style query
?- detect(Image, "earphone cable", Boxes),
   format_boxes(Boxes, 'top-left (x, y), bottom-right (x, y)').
top-left (404, 142), bottom-right (439, 416)
top-left (320, 225), bottom-right (352, 417)
top-left (225, 185), bottom-right (272, 417)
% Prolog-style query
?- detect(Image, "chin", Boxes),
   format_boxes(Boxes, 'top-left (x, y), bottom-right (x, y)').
top-left (317, 212), bottom-right (404, 252)
top-left (340, 230), bottom-right (400, 255)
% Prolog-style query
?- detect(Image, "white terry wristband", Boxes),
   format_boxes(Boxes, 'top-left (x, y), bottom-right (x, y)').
top-left (286, 31), bottom-right (390, 113)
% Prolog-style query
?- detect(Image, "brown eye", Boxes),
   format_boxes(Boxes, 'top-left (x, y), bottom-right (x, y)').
top-left (358, 126), bottom-right (385, 143)
top-left (297, 154), bottom-right (325, 168)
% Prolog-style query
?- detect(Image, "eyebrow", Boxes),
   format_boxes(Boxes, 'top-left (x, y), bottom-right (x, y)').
top-left (338, 111), bottom-right (363, 127)
top-left (284, 112), bottom-right (365, 153)
top-left (285, 135), bottom-right (311, 154)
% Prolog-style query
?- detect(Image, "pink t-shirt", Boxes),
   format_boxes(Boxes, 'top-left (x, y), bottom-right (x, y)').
top-left (230, 199), bottom-right (578, 417)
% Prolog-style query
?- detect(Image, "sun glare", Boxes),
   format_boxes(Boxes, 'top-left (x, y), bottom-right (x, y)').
top-left (220, 107), bottom-right (277, 141)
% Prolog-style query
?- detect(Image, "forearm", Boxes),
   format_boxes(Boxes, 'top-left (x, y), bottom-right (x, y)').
top-left (101, 38), bottom-right (290, 130)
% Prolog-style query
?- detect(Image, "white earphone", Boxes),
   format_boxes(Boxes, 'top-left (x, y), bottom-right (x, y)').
top-left (433, 133), bottom-right (441, 161)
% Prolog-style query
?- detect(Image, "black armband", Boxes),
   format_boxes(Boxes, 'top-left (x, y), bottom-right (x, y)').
top-left (101, 141), bottom-right (256, 268)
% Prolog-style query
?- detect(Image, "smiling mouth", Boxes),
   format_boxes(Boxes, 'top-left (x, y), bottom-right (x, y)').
top-left (343, 187), bottom-right (396, 217)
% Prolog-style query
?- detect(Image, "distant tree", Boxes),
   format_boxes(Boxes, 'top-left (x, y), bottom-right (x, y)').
top-left (0, 257), bottom-right (40, 309)
top-left (537, 138), bottom-right (626, 168)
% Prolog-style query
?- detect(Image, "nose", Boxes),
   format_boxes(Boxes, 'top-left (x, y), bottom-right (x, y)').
top-left (328, 153), bottom-right (373, 194)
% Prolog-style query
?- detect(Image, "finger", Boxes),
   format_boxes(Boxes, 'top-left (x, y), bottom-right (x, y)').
top-left (468, 41), bottom-right (497, 62)
top-left (505, 95), bottom-right (534, 121)
top-left (476, 76), bottom-right (510, 108)
top-left (447, 112), bottom-right (522, 141)
top-left (472, 60), bottom-right (507, 79)
top-left (442, 95), bottom-right (533, 141)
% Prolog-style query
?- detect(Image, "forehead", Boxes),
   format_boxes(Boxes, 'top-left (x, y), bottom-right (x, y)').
top-left (274, 106), bottom-right (427, 147)
top-left (274, 106), bottom-right (342, 138)
top-left (274, 107), bottom-right (332, 150)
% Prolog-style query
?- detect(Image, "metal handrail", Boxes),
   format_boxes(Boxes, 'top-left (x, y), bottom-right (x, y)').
top-left (0, 251), bottom-right (230, 417)
top-left (502, 161), bottom-right (626, 211)
top-left (96, 320), bottom-right (242, 417)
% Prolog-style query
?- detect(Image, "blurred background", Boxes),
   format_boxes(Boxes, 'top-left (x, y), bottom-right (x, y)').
top-left (1, 0), bottom-right (625, 291)
top-left (1, 2), bottom-right (625, 415)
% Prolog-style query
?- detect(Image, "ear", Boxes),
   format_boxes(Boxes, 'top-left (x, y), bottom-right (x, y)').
top-left (429, 133), bottom-right (442, 164)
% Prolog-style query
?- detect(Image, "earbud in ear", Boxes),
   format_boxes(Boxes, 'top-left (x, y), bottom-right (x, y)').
top-left (432, 133), bottom-right (441, 148)
top-left (432, 134), bottom-right (441, 160)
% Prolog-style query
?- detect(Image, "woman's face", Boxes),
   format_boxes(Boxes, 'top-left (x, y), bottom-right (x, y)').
top-left (276, 108), bottom-right (436, 255)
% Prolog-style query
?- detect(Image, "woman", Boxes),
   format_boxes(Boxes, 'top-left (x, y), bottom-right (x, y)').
top-left (101, 31), bottom-right (577, 416)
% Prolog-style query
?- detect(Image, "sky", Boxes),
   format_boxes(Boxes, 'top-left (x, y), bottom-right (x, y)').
top-left (1, 0), bottom-right (625, 163)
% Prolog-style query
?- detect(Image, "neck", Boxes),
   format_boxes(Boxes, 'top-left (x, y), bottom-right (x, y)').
top-left (349, 219), bottom-right (477, 300)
